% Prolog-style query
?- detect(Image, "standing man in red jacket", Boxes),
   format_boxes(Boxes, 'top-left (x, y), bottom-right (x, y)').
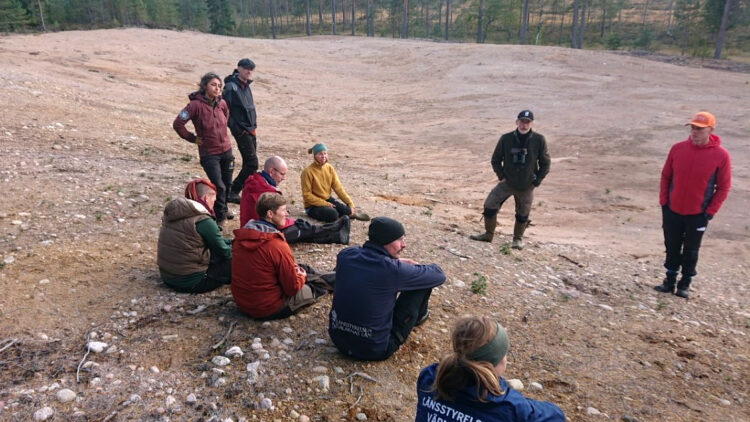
top-left (655, 112), bottom-right (731, 299)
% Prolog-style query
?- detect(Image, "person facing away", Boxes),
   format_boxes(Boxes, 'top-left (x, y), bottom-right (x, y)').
top-left (157, 179), bottom-right (232, 293)
top-left (223, 58), bottom-right (258, 204)
top-left (470, 110), bottom-right (551, 250)
top-left (416, 315), bottom-right (565, 422)
top-left (328, 217), bottom-right (445, 361)
top-left (231, 193), bottom-right (333, 320)
top-left (300, 142), bottom-right (370, 223)
top-left (240, 155), bottom-right (350, 244)
top-left (654, 111), bottom-right (731, 299)
top-left (173, 72), bottom-right (234, 225)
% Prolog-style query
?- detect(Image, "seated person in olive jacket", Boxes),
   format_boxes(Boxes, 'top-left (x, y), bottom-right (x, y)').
top-left (157, 179), bottom-right (232, 293)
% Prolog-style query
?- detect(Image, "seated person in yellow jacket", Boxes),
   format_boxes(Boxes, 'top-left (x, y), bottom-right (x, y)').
top-left (157, 179), bottom-right (232, 293)
top-left (300, 143), bottom-right (369, 223)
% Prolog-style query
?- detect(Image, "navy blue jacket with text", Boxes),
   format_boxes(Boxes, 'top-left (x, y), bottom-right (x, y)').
top-left (328, 241), bottom-right (445, 360)
top-left (416, 363), bottom-right (565, 422)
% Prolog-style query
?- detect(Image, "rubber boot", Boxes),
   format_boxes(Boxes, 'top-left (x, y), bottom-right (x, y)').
top-left (511, 221), bottom-right (528, 250)
top-left (654, 274), bottom-right (677, 294)
top-left (675, 276), bottom-right (692, 299)
top-left (470, 216), bottom-right (497, 242)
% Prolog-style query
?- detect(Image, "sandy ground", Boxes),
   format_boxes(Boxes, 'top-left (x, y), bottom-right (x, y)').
top-left (0, 29), bottom-right (748, 421)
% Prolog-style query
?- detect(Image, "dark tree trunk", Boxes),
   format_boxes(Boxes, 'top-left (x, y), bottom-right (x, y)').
top-left (520, 0), bottom-right (529, 44)
top-left (714, 0), bottom-right (732, 59)
top-left (351, 0), bottom-right (355, 35)
top-left (444, 0), bottom-right (450, 40)
top-left (401, 0), bottom-right (408, 38)
top-left (570, 0), bottom-right (578, 48)
top-left (331, 0), bottom-right (336, 34)
top-left (270, 0), bottom-right (277, 38)
top-left (477, 0), bottom-right (483, 43)
top-left (318, 0), bottom-right (323, 29)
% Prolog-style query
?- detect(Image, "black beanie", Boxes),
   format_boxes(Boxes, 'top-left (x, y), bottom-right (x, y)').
top-left (368, 217), bottom-right (405, 246)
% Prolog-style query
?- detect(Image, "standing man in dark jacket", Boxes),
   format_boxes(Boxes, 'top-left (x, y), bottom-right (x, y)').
top-left (328, 217), bottom-right (445, 361)
top-left (470, 110), bottom-right (551, 250)
top-left (223, 58), bottom-right (258, 204)
top-left (654, 112), bottom-right (731, 299)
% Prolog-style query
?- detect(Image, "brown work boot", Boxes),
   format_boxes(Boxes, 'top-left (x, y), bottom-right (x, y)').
top-left (470, 215), bottom-right (497, 242)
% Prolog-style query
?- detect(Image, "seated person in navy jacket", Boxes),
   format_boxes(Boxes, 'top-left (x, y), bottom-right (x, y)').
top-left (416, 315), bottom-right (565, 422)
top-left (328, 217), bottom-right (445, 361)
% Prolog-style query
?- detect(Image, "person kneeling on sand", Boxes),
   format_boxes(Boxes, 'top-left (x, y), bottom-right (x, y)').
top-left (301, 142), bottom-right (370, 223)
top-left (231, 193), bottom-right (333, 320)
top-left (240, 155), bottom-right (350, 244)
top-left (415, 315), bottom-right (565, 422)
top-left (328, 217), bottom-right (445, 360)
top-left (157, 179), bottom-right (232, 293)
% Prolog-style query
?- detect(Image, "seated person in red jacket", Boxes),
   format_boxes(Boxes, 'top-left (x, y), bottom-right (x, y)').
top-left (157, 179), bottom-right (232, 293)
top-left (231, 193), bottom-right (333, 319)
top-left (240, 155), bottom-right (349, 244)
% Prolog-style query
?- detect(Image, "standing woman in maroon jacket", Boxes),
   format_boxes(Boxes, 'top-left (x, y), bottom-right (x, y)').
top-left (173, 73), bottom-right (235, 225)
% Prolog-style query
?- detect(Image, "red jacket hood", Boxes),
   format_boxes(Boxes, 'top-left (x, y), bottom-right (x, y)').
top-left (233, 221), bottom-right (284, 251)
top-left (688, 133), bottom-right (721, 148)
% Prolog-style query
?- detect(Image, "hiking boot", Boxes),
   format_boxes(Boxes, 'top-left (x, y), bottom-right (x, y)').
top-left (415, 310), bottom-right (430, 327)
top-left (226, 210), bottom-right (235, 220)
top-left (653, 274), bottom-right (677, 294)
top-left (511, 238), bottom-right (524, 250)
top-left (675, 276), bottom-right (692, 299)
top-left (470, 215), bottom-right (497, 243)
top-left (227, 191), bottom-right (241, 204)
top-left (351, 212), bottom-right (370, 221)
top-left (337, 216), bottom-right (350, 244)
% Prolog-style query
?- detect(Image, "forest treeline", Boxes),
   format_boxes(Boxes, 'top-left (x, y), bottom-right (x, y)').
top-left (1, 0), bottom-right (748, 59)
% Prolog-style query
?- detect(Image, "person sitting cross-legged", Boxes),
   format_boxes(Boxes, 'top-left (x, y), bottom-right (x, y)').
top-left (231, 193), bottom-right (333, 320)
top-left (157, 179), bottom-right (232, 293)
top-left (240, 155), bottom-right (349, 244)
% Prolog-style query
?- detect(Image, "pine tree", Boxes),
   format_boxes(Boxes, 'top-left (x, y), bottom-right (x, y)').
top-left (0, 0), bottom-right (31, 30)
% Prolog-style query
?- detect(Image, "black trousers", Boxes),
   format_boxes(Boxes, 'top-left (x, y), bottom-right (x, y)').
top-left (379, 288), bottom-right (432, 360)
top-left (662, 206), bottom-right (708, 278)
top-left (306, 197), bottom-right (351, 223)
top-left (200, 150), bottom-right (234, 222)
top-left (230, 132), bottom-right (258, 194)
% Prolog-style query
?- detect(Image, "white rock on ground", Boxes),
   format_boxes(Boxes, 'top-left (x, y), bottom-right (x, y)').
top-left (312, 366), bottom-right (328, 373)
top-left (299, 416), bottom-right (310, 422)
top-left (313, 375), bottom-right (330, 391)
top-left (186, 393), bottom-right (197, 404)
top-left (356, 413), bottom-right (367, 421)
top-left (225, 346), bottom-right (244, 357)
top-left (56, 388), bottom-right (76, 402)
top-left (33, 407), bottom-right (54, 421)
top-left (260, 397), bottom-right (273, 410)
top-left (211, 356), bottom-right (231, 366)
top-left (586, 407), bottom-right (602, 416)
top-left (87, 341), bottom-right (108, 353)
top-left (529, 382), bottom-right (543, 391)
top-left (507, 379), bottom-right (524, 390)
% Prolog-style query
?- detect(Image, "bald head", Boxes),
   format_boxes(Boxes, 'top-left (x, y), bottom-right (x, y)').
top-left (263, 156), bottom-right (288, 185)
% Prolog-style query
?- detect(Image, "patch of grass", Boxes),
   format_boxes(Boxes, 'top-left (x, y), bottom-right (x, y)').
top-left (656, 300), bottom-right (668, 311)
top-left (605, 188), bottom-right (611, 195)
top-left (104, 185), bottom-right (113, 191)
top-left (140, 147), bottom-right (151, 156)
top-left (423, 209), bottom-right (432, 217)
top-left (165, 196), bottom-right (172, 203)
top-left (499, 242), bottom-right (512, 255)
top-left (95, 212), bottom-right (103, 221)
top-left (470, 272), bottom-right (487, 295)
top-left (559, 293), bottom-right (571, 302)
top-left (180, 155), bottom-right (192, 162)
top-left (0, 262), bottom-right (5, 270)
